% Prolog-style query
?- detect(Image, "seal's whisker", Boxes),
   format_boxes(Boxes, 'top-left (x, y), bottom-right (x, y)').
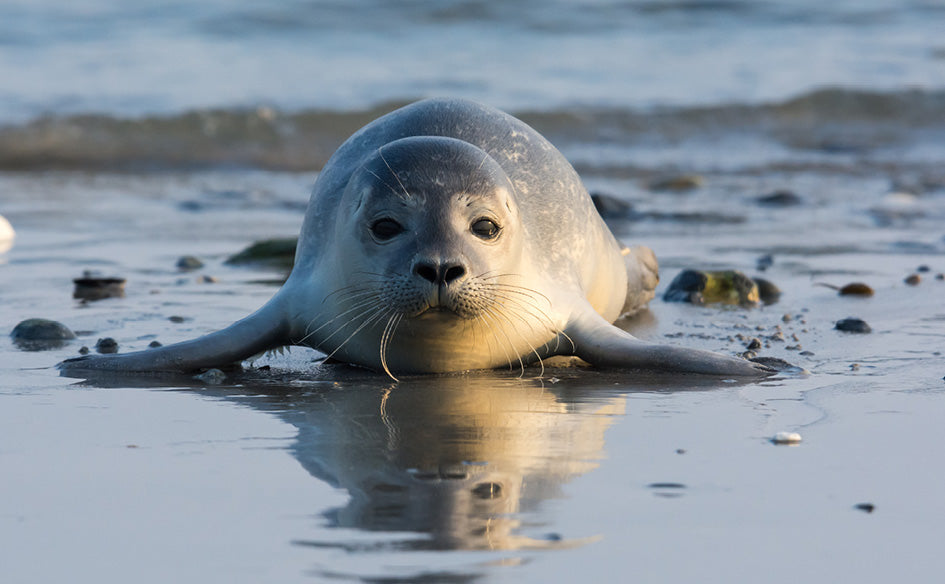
top-left (379, 312), bottom-right (403, 381)
top-left (298, 294), bottom-right (383, 344)
top-left (479, 307), bottom-right (524, 374)
top-left (490, 303), bottom-right (548, 378)
top-left (475, 312), bottom-right (515, 372)
top-left (379, 148), bottom-right (412, 200)
top-left (321, 304), bottom-right (390, 363)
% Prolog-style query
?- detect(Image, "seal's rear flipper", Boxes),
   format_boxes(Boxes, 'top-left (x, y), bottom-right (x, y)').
top-left (565, 309), bottom-right (773, 377)
top-left (58, 302), bottom-right (289, 375)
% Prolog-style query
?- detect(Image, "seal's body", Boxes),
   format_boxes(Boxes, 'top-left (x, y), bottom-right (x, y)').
top-left (60, 99), bottom-right (769, 378)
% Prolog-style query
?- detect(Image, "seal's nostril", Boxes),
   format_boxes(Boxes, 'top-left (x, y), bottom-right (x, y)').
top-left (443, 265), bottom-right (466, 283)
top-left (415, 263), bottom-right (438, 283)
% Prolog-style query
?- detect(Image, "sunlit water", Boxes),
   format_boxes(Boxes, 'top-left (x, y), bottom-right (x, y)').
top-left (2, 1), bottom-right (945, 582)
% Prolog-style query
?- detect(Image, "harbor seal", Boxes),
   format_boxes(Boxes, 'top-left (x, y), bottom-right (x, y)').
top-left (59, 98), bottom-right (770, 378)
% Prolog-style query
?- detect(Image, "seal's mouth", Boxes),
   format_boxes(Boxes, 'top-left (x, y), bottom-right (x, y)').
top-left (416, 305), bottom-right (457, 318)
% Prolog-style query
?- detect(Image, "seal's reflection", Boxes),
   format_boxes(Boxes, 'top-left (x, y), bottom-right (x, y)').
top-left (237, 371), bottom-right (625, 551)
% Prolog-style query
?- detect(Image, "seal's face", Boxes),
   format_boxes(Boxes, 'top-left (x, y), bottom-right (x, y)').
top-left (307, 137), bottom-right (560, 375)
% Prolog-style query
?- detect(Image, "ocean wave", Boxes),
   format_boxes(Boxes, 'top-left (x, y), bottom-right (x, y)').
top-left (1, 88), bottom-right (943, 171)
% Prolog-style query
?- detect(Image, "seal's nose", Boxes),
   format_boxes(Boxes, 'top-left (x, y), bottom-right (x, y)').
top-left (414, 261), bottom-right (466, 285)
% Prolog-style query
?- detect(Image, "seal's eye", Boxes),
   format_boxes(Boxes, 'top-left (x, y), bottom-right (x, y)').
top-left (471, 218), bottom-right (500, 239)
top-left (370, 218), bottom-right (404, 241)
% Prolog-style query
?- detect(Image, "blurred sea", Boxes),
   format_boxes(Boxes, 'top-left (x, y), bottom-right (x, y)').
top-left (1, 0), bottom-right (944, 171)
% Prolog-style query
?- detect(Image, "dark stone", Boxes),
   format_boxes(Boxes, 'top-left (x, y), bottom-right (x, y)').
top-left (756, 190), bottom-right (802, 206)
top-left (73, 275), bottom-right (126, 301)
top-left (176, 255), bottom-right (204, 271)
top-left (10, 318), bottom-right (76, 351)
top-left (756, 254), bottom-right (774, 271)
top-left (148, 340), bottom-right (163, 348)
top-left (835, 318), bottom-right (871, 333)
top-left (94, 337), bottom-right (119, 354)
top-left (753, 277), bottom-right (781, 305)
top-left (225, 238), bottom-right (297, 269)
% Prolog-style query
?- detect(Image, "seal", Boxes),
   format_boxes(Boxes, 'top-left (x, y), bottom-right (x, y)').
top-left (59, 98), bottom-right (770, 378)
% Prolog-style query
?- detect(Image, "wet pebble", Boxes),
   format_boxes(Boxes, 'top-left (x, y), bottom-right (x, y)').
top-left (746, 337), bottom-right (762, 350)
top-left (799, 350), bottom-right (815, 356)
top-left (197, 275), bottom-right (219, 284)
top-left (768, 331), bottom-right (785, 342)
top-left (854, 503), bottom-right (875, 514)
top-left (838, 282), bottom-right (874, 297)
top-left (753, 277), bottom-right (781, 305)
top-left (648, 175), bottom-right (703, 192)
top-left (95, 337), bottom-right (119, 354)
top-left (904, 274), bottom-right (921, 286)
top-left (176, 255), bottom-right (204, 271)
top-left (917, 265), bottom-right (930, 273)
top-left (756, 254), bottom-right (774, 272)
top-left (755, 190), bottom-right (802, 207)
top-left (937, 273), bottom-right (945, 281)
top-left (835, 317), bottom-right (871, 333)
top-left (781, 313), bottom-right (793, 323)
top-left (148, 340), bottom-right (162, 348)
top-left (193, 368), bottom-right (226, 384)
top-left (771, 431), bottom-right (802, 445)
top-left (78, 346), bottom-right (90, 355)
top-left (73, 271), bottom-right (126, 301)
top-left (168, 315), bottom-right (187, 323)
top-left (11, 318), bottom-right (76, 341)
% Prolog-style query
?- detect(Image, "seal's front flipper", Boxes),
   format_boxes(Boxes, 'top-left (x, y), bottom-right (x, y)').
top-left (58, 302), bottom-right (289, 375)
top-left (565, 309), bottom-right (773, 377)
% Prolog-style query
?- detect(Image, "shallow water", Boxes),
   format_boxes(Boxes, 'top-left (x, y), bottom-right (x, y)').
top-left (3, 1), bottom-right (945, 582)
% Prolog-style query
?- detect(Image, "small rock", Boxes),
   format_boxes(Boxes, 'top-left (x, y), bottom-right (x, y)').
top-left (193, 368), bottom-right (226, 384)
top-left (756, 190), bottom-right (802, 207)
top-left (785, 344), bottom-right (802, 350)
top-left (753, 277), bottom-right (781, 305)
top-left (854, 503), bottom-right (875, 514)
top-left (838, 282), bottom-right (874, 297)
top-left (168, 315), bottom-right (187, 323)
top-left (196, 275), bottom-right (218, 284)
top-left (648, 175), bottom-right (703, 192)
top-left (11, 318), bottom-right (76, 341)
top-left (781, 313), bottom-right (793, 323)
top-left (94, 337), bottom-right (119, 354)
top-left (904, 274), bottom-right (921, 286)
top-left (746, 337), bottom-right (762, 351)
top-left (225, 238), bottom-right (297, 269)
top-left (756, 254), bottom-right (774, 271)
top-left (148, 340), bottom-right (163, 348)
top-left (73, 273), bottom-right (126, 301)
top-left (937, 273), bottom-right (944, 281)
top-left (917, 265), bottom-right (930, 273)
top-left (835, 317), bottom-right (872, 333)
top-left (768, 331), bottom-right (785, 342)
top-left (799, 350), bottom-right (815, 356)
top-left (663, 269), bottom-right (759, 306)
top-left (176, 255), bottom-right (204, 271)
top-left (10, 318), bottom-right (77, 351)
top-left (771, 431), bottom-right (802, 445)
top-left (78, 346), bottom-right (90, 355)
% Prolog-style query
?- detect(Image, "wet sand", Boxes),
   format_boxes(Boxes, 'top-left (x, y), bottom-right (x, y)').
top-left (2, 164), bottom-right (945, 582)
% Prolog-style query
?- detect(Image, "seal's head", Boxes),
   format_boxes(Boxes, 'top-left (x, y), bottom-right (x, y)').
top-left (297, 136), bottom-right (554, 375)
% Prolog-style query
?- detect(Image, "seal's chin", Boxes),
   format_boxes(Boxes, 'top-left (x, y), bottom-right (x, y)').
top-left (415, 305), bottom-right (460, 319)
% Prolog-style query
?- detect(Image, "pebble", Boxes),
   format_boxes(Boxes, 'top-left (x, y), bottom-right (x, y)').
top-left (73, 272), bottom-right (126, 301)
top-left (838, 282), bottom-right (874, 297)
top-left (835, 317), bottom-right (872, 333)
top-left (176, 255), bottom-right (204, 271)
top-left (95, 337), bottom-right (119, 354)
top-left (746, 337), bottom-right (762, 350)
top-left (917, 265), bottom-right (930, 273)
top-left (771, 431), bottom-right (802, 445)
top-left (193, 368), bottom-right (226, 384)
top-left (937, 273), bottom-right (945, 281)
top-left (904, 274), bottom-right (921, 286)
top-left (78, 346), bottom-right (90, 355)
top-left (854, 503), bottom-right (875, 514)
top-left (148, 340), bottom-right (162, 348)
top-left (781, 313), bottom-right (793, 323)
top-left (11, 318), bottom-right (76, 341)
top-left (756, 254), bottom-right (774, 271)
top-left (197, 275), bottom-right (219, 284)
top-left (648, 175), bottom-right (703, 192)
top-left (755, 190), bottom-right (803, 207)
